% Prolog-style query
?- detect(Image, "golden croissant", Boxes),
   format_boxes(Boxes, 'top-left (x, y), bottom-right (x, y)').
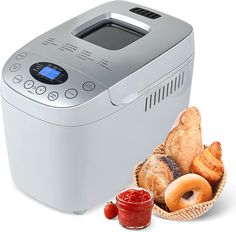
top-left (191, 142), bottom-right (224, 184)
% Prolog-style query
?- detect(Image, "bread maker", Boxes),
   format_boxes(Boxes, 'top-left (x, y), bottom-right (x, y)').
top-left (1, 1), bottom-right (194, 213)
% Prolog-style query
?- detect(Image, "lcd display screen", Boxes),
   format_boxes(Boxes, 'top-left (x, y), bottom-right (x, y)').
top-left (39, 66), bottom-right (61, 80)
top-left (77, 22), bottom-right (145, 50)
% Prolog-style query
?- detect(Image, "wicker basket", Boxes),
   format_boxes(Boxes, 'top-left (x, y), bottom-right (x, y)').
top-left (133, 144), bottom-right (227, 221)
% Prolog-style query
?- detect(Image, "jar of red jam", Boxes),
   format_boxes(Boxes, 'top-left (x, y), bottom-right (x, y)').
top-left (116, 187), bottom-right (154, 229)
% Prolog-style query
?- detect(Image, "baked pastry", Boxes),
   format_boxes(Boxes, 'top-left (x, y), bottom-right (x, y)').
top-left (164, 173), bottom-right (212, 211)
top-left (164, 106), bottom-right (203, 174)
top-left (191, 142), bottom-right (224, 184)
top-left (138, 154), bottom-right (181, 204)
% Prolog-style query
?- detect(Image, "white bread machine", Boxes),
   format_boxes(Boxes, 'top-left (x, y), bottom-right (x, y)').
top-left (1, 1), bottom-right (194, 213)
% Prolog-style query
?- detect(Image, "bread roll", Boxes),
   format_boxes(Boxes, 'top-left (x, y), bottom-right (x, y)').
top-left (164, 106), bottom-right (203, 174)
top-left (138, 154), bottom-right (181, 204)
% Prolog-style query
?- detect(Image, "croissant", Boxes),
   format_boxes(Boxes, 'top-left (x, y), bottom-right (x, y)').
top-left (191, 142), bottom-right (224, 184)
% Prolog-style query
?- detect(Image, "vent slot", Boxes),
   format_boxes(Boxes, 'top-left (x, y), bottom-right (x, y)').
top-left (170, 79), bottom-right (173, 95)
top-left (178, 74), bottom-right (181, 89)
top-left (174, 77), bottom-right (177, 91)
top-left (166, 82), bottom-right (169, 98)
top-left (130, 7), bottom-right (161, 19)
top-left (145, 97), bottom-right (148, 112)
top-left (149, 94), bottom-right (152, 109)
top-left (158, 88), bottom-right (161, 103)
top-left (154, 91), bottom-right (157, 106)
top-left (162, 85), bottom-right (165, 100)
top-left (144, 71), bottom-right (185, 112)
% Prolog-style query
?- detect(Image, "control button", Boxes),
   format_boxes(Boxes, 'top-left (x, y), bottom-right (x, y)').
top-left (12, 75), bottom-right (23, 84)
top-left (82, 81), bottom-right (95, 91)
top-left (48, 91), bottom-right (58, 101)
top-left (65, 88), bottom-right (78, 99)
top-left (16, 52), bottom-right (27, 60)
top-left (9, 63), bottom-right (21, 72)
top-left (36, 86), bottom-right (46, 95)
top-left (24, 80), bottom-right (34, 89)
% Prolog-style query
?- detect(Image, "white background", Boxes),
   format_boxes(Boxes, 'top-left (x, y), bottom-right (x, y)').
top-left (0, 0), bottom-right (235, 231)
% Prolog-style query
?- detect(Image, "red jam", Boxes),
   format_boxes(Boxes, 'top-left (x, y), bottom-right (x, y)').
top-left (116, 188), bottom-right (154, 229)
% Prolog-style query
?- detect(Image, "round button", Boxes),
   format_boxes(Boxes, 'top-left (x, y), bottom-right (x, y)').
top-left (48, 91), bottom-right (59, 101)
top-left (65, 88), bottom-right (78, 99)
top-left (24, 80), bottom-right (34, 89)
top-left (9, 63), bottom-right (21, 72)
top-left (36, 86), bottom-right (46, 95)
top-left (82, 81), bottom-right (95, 91)
top-left (12, 75), bottom-right (23, 84)
top-left (16, 52), bottom-right (27, 60)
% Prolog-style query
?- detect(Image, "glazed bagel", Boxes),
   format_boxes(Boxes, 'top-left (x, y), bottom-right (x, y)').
top-left (164, 174), bottom-right (212, 212)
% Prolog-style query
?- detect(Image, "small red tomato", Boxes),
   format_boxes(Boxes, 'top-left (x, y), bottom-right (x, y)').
top-left (104, 201), bottom-right (118, 219)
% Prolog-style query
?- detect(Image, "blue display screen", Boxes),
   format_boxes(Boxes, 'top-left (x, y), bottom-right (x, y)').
top-left (39, 66), bottom-right (60, 80)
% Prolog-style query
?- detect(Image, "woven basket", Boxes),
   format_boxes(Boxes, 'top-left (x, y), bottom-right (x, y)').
top-left (133, 144), bottom-right (227, 221)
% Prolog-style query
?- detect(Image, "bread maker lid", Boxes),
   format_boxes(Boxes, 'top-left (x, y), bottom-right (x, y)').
top-left (23, 1), bottom-right (193, 105)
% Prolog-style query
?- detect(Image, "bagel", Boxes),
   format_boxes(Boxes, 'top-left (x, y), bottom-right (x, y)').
top-left (164, 174), bottom-right (212, 211)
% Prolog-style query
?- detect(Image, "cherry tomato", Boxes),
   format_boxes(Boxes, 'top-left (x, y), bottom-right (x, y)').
top-left (104, 201), bottom-right (118, 219)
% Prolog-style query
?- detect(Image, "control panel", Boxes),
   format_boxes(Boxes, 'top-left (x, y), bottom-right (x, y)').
top-left (3, 50), bottom-right (106, 108)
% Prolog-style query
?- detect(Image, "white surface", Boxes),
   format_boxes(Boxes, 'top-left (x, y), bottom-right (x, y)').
top-left (0, 0), bottom-right (235, 231)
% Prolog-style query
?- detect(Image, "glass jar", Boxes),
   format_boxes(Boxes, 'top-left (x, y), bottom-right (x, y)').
top-left (116, 187), bottom-right (154, 229)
